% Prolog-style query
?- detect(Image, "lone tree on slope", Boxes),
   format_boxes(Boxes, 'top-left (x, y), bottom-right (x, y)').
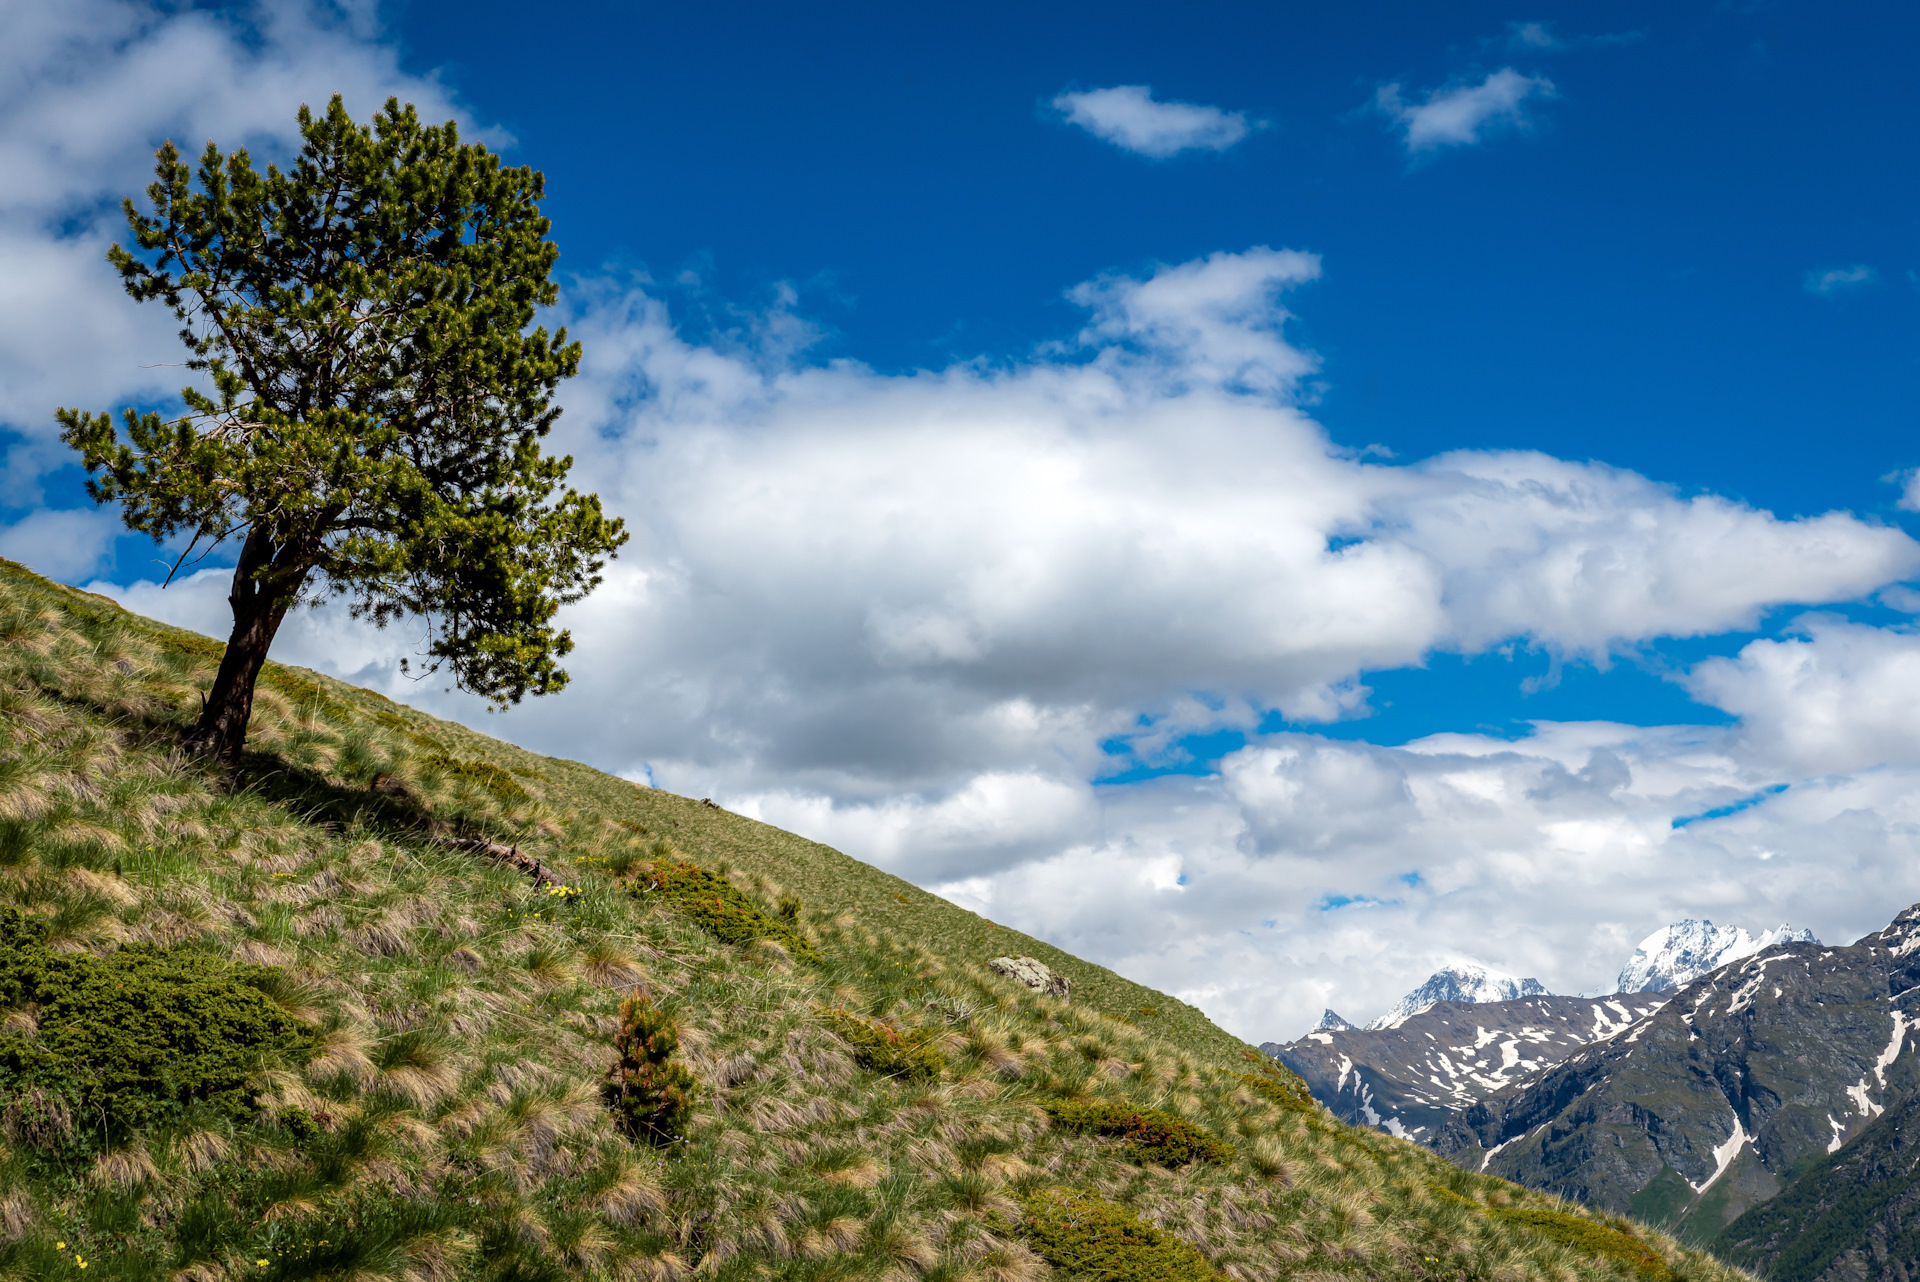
top-left (59, 96), bottom-right (626, 764)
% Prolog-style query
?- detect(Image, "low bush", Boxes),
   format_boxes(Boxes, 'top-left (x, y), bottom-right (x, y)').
top-left (0, 907), bottom-right (314, 1142)
top-left (1236, 1071), bottom-right (1316, 1114)
top-left (422, 751), bottom-right (531, 802)
top-left (814, 1005), bottom-right (944, 1080)
top-left (606, 993), bottom-right (699, 1143)
top-left (1042, 1099), bottom-right (1234, 1167)
top-left (1490, 1206), bottom-right (1673, 1281)
top-left (997, 1187), bottom-right (1223, 1282)
top-left (630, 859), bottom-right (822, 962)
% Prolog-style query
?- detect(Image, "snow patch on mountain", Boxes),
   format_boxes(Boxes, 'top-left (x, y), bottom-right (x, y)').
top-left (1367, 965), bottom-right (1550, 1030)
top-left (1316, 1009), bottom-right (1356, 1032)
top-left (1614, 920), bottom-right (1818, 994)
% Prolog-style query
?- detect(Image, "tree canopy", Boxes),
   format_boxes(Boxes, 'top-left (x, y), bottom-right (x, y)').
top-left (59, 96), bottom-right (625, 762)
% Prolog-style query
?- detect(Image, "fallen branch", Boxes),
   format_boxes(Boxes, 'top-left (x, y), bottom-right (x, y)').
top-left (445, 835), bottom-right (565, 888)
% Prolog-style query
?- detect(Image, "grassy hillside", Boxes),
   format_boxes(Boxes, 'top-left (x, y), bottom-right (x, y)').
top-left (0, 555), bottom-right (1754, 1282)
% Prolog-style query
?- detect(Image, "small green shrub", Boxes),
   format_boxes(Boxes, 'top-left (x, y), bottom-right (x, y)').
top-left (996, 1187), bottom-right (1224, 1282)
top-left (631, 859), bottom-right (821, 962)
top-left (1236, 1071), bottom-right (1316, 1114)
top-left (0, 907), bottom-right (314, 1142)
top-left (423, 751), bottom-right (530, 802)
top-left (1042, 1099), bottom-right (1234, 1167)
top-left (605, 993), bottom-right (699, 1143)
top-left (1489, 1206), bottom-right (1673, 1281)
top-left (777, 894), bottom-right (801, 922)
top-left (814, 1005), bottom-right (944, 1080)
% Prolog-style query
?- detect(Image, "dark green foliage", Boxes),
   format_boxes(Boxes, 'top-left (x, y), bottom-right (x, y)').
top-left (0, 908), bottom-right (312, 1142)
top-left (997, 1187), bottom-right (1224, 1282)
top-left (777, 894), bottom-right (801, 922)
top-left (1489, 1207), bottom-right (1673, 1281)
top-left (1042, 1099), bottom-right (1234, 1167)
top-left (606, 993), bottom-right (698, 1143)
top-left (1237, 1071), bottom-right (1316, 1114)
top-left (631, 859), bottom-right (821, 962)
top-left (814, 1006), bottom-right (945, 1081)
top-left (423, 751), bottom-right (530, 802)
top-left (57, 95), bottom-right (627, 762)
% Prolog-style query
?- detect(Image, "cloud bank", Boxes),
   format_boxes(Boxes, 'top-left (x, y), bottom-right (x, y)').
top-left (1053, 85), bottom-right (1253, 158)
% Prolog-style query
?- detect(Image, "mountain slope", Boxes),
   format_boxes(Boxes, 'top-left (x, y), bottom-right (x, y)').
top-left (1712, 1085), bottom-right (1920, 1282)
top-left (1267, 995), bottom-right (1663, 1142)
top-left (1435, 914), bottom-right (1920, 1246)
top-left (0, 557), bottom-right (1755, 1282)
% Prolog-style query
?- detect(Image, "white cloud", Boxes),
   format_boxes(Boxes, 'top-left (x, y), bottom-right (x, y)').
top-left (1053, 85), bottom-right (1253, 159)
top-left (1806, 265), bottom-right (1877, 296)
top-left (1375, 68), bottom-right (1555, 153)
top-left (1687, 617), bottom-right (1920, 776)
top-left (32, 0), bottom-right (1920, 1047)
top-left (0, 507), bottom-right (120, 580)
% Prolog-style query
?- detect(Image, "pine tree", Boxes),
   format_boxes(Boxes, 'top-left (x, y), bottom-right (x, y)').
top-left (58, 96), bottom-right (626, 763)
top-left (606, 993), bottom-right (698, 1142)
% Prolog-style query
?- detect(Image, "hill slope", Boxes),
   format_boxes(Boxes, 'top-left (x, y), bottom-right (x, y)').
top-left (0, 556), bottom-right (1753, 1282)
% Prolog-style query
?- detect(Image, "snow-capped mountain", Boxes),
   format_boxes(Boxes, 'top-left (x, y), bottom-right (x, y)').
top-left (1315, 1009), bottom-right (1355, 1032)
top-left (1613, 919), bottom-right (1818, 994)
top-left (1366, 965), bottom-right (1551, 1030)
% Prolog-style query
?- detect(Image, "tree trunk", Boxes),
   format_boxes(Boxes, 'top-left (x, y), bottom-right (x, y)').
top-left (183, 528), bottom-right (305, 765)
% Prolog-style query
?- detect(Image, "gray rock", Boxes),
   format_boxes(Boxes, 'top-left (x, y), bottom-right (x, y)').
top-left (988, 956), bottom-right (1070, 1001)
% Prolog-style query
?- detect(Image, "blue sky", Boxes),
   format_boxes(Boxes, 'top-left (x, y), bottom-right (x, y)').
top-left (395, 0), bottom-right (1919, 516)
top-left (8, 0), bottom-right (1920, 1038)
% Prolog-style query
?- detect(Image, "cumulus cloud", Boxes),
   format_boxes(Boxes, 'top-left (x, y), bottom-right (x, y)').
top-left (1375, 68), bottom-right (1555, 153)
top-left (1805, 265), bottom-right (1877, 295)
top-left (1053, 85), bottom-right (1254, 158)
top-left (1894, 469), bottom-right (1920, 513)
top-left (1687, 617), bottom-right (1920, 776)
top-left (35, 0), bottom-right (1920, 1045)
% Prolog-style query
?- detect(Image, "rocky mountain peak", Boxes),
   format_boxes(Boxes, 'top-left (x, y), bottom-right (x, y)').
top-left (1367, 964), bottom-right (1551, 1030)
top-left (1613, 919), bottom-right (1817, 994)
top-left (1315, 1008), bottom-right (1355, 1032)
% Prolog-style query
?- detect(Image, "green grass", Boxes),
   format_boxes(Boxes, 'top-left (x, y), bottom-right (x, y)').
top-left (0, 554), bottom-right (1759, 1282)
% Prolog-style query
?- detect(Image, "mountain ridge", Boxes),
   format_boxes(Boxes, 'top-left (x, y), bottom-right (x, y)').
top-left (1267, 993), bottom-right (1664, 1141)
top-left (1433, 907), bottom-right (1920, 1246)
